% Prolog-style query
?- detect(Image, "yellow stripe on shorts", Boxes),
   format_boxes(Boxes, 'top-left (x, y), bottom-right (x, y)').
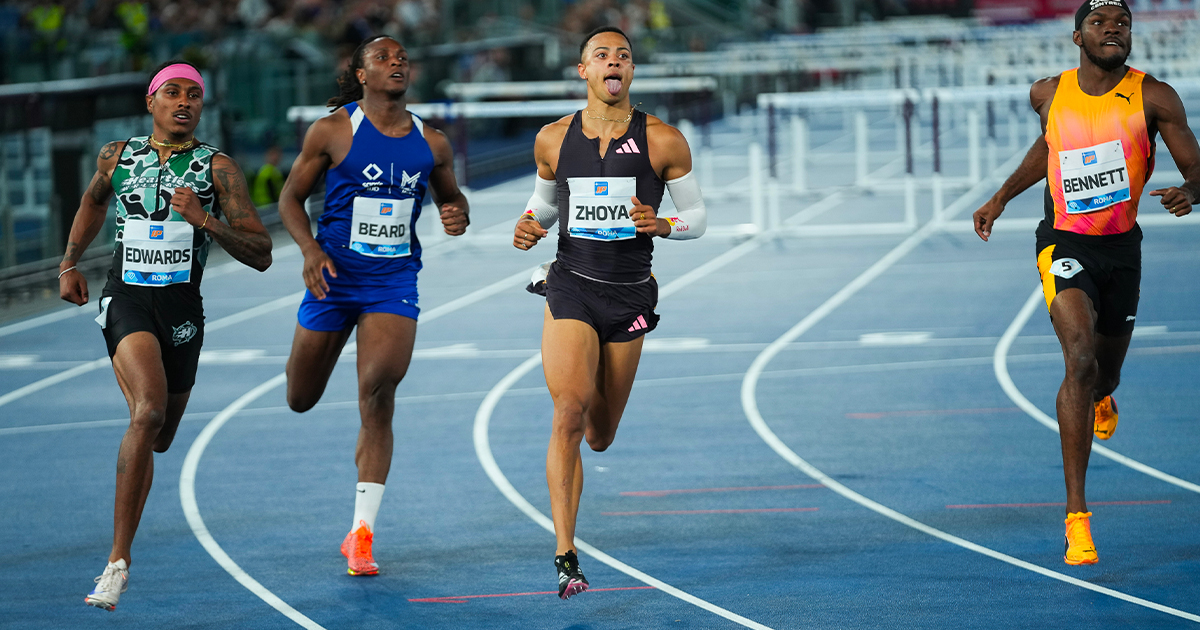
top-left (1036, 244), bottom-right (1057, 311)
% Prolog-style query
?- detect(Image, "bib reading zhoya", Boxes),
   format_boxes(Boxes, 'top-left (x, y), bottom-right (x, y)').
top-left (121, 219), bottom-right (194, 285)
top-left (568, 177), bottom-right (637, 241)
top-left (1059, 139), bottom-right (1131, 214)
top-left (350, 196), bottom-right (415, 257)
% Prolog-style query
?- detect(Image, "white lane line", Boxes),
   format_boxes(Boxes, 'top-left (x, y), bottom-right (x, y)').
top-left (739, 171), bottom-right (1200, 622)
top-left (1, 234), bottom-right (482, 407)
top-left (994, 286), bottom-right (1200, 494)
top-left (473, 356), bottom-right (771, 630)
top-left (471, 239), bottom-right (774, 630)
top-left (0, 291), bottom-right (304, 410)
top-left (0, 245), bottom-right (302, 339)
top-left (13, 342), bottom-right (1197, 437)
top-left (179, 264), bottom-right (534, 629)
top-left (0, 357), bottom-right (110, 408)
top-left (0, 305), bottom-right (87, 338)
top-left (178, 373), bottom-right (317, 628)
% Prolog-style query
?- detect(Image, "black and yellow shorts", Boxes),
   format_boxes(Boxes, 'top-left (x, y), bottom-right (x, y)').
top-left (1035, 228), bottom-right (1140, 337)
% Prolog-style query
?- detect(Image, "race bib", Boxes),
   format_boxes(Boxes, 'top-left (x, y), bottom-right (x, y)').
top-left (350, 197), bottom-right (414, 257)
top-left (568, 177), bottom-right (637, 241)
top-left (1059, 139), bottom-right (1130, 214)
top-left (121, 219), bottom-right (193, 286)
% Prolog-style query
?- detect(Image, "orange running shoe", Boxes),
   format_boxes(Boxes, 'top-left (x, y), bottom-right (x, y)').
top-left (1064, 512), bottom-right (1098, 565)
top-left (340, 520), bottom-right (379, 576)
top-left (1093, 396), bottom-right (1118, 440)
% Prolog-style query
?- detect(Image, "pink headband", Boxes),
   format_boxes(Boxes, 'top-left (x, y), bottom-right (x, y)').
top-left (147, 64), bottom-right (205, 97)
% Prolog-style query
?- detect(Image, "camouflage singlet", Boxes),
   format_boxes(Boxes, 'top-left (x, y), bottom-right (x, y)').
top-left (109, 136), bottom-right (220, 287)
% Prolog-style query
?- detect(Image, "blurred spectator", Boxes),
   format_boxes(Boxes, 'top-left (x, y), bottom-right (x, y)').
top-left (252, 146), bottom-right (286, 206)
top-left (469, 48), bottom-right (511, 83)
top-left (115, 1), bottom-right (150, 68)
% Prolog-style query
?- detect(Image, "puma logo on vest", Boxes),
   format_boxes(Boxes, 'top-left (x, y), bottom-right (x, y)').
top-left (1114, 92), bottom-right (1132, 104)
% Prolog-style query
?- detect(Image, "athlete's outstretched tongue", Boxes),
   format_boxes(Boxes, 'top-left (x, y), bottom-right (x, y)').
top-left (605, 78), bottom-right (622, 95)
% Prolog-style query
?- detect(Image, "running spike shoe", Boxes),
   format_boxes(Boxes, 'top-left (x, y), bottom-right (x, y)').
top-left (555, 550), bottom-right (589, 599)
top-left (526, 260), bottom-right (553, 296)
top-left (341, 520), bottom-right (379, 576)
top-left (84, 559), bottom-right (129, 611)
top-left (1093, 396), bottom-right (1118, 440)
top-left (1064, 511), bottom-right (1098, 565)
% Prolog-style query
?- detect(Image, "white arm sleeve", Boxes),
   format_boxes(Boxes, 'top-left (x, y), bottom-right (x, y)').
top-left (662, 171), bottom-right (707, 240)
top-left (521, 175), bottom-right (559, 229)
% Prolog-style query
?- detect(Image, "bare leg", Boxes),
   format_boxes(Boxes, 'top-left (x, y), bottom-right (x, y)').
top-left (286, 323), bottom-right (353, 413)
top-left (584, 336), bottom-right (645, 452)
top-left (123, 391), bottom-right (191, 537)
top-left (353, 312), bottom-right (416, 484)
top-left (1049, 288), bottom-right (1099, 515)
top-left (542, 306), bottom-right (647, 556)
top-left (108, 332), bottom-right (170, 566)
top-left (542, 307), bottom-right (599, 556)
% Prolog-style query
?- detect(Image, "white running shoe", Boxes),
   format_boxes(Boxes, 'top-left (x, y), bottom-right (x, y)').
top-left (527, 260), bottom-right (554, 296)
top-left (85, 559), bottom-right (129, 611)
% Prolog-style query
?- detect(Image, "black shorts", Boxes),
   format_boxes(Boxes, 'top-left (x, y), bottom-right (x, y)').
top-left (1035, 224), bottom-right (1141, 337)
top-left (545, 262), bottom-right (659, 344)
top-left (97, 281), bottom-right (205, 393)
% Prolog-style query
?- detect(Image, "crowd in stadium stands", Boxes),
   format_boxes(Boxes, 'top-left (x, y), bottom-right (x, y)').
top-left (10, 0), bottom-right (673, 57)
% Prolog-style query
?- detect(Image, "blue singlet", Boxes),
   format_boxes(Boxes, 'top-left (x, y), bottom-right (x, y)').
top-left (298, 102), bottom-right (435, 330)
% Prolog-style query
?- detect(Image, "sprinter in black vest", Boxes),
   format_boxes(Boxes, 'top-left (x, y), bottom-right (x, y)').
top-left (513, 26), bottom-right (708, 600)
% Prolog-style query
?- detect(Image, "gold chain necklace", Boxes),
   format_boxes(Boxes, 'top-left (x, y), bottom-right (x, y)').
top-left (150, 136), bottom-right (196, 150)
top-left (584, 105), bottom-right (637, 123)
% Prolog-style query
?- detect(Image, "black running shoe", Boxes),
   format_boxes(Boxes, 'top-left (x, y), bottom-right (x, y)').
top-left (555, 550), bottom-right (589, 600)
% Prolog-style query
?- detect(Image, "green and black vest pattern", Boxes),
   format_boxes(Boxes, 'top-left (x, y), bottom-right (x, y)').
top-left (109, 137), bottom-right (220, 287)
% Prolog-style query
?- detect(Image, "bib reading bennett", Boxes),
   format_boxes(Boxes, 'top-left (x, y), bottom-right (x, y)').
top-left (1045, 67), bottom-right (1153, 236)
top-left (1037, 67), bottom-right (1152, 337)
top-left (318, 102), bottom-right (433, 287)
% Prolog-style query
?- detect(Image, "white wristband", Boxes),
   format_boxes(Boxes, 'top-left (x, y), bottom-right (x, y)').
top-left (58, 266), bottom-right (77, 279)
top-left (521, 175), bottom-right (559, 228)
top-left (662, 171), bottom-right (707, 240)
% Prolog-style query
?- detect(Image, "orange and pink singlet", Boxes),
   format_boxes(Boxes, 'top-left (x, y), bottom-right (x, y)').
top-left (1044, 67), bottom-right (1154, 235)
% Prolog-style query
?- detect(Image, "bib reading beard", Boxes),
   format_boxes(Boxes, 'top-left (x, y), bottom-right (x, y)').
top-left (1059, 139), bottom-right (1131, 214)
top-left (350, 196), bottom-right (415, 257)
top-left (121, 219), bottom-right (193, 286)
top-left (568, 177), bottom-right (637, 241)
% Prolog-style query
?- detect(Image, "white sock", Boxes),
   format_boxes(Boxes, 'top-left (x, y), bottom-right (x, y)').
top-left (352, 482), bottom-right (385, 532)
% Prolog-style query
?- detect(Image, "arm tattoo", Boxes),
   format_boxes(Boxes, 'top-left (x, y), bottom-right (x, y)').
top-left (212, 157), bottom-right (272, 270)
top-left (99, 142), bottom-right (119, 161)
top-left (63, 241), bottom-right (81, 265)
top-left (87, 170), bottom-right (112, 205)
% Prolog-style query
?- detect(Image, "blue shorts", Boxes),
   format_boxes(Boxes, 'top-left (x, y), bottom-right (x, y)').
top-left (296, 281), bottom-right (420, 332)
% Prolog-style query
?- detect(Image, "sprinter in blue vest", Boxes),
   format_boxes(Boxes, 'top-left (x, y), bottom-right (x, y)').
top-left (277, 35), bottom-right (469, 577)
top-left (513, 27), bottom-right (708, 599)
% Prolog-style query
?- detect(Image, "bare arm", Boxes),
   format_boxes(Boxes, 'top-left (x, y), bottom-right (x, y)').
top-left (972, 77), bottom-right (1057, 241)
top-left (205, 154), bottom-right (273, 271)
top-left (423, 125), bottom-right (469, 236)
top-left (278, 116), bottom-right (340, 298)
top-left (58, 141), bottom-right (122, 305)
top-left (278, 117), bottom-right (335, 257)
top-left (1145, 78), bottom-right (1200, 216)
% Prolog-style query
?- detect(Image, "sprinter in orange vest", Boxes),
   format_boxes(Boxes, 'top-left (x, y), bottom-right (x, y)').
top-left (972, 0), bottom-right (1199, 565)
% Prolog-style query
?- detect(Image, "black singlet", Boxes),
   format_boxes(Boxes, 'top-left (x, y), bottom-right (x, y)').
top-left (554, 110), bottom-right (665, 283)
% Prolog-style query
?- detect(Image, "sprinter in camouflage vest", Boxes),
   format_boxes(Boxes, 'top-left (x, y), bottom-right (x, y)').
top-left (58, 60), bottom-right (273, 612)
